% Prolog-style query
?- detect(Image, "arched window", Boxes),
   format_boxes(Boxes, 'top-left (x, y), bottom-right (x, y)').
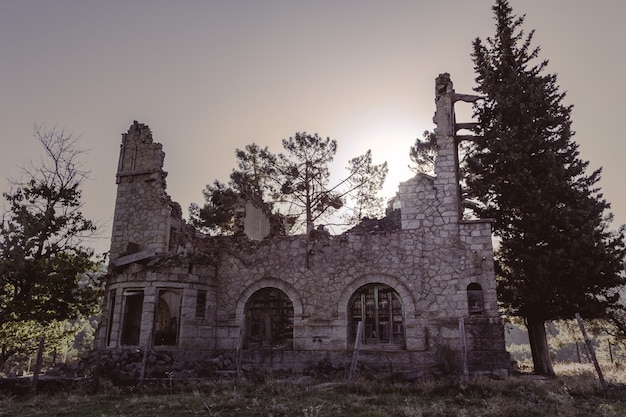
top-left (244, 288), bottom-right (294, 349)
top-left (467, 283), bottom-right (484, 316)
top-left (349, 284), bottom-right (405, 348)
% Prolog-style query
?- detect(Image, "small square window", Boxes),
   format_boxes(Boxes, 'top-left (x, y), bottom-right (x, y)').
top-left (196, 290), bottom-right (207, 319)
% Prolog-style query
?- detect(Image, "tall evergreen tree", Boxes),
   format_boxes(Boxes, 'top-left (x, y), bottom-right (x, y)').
top-left (467, 0), bottom-right (626, 375)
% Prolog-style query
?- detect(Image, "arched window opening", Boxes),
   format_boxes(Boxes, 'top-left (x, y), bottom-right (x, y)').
top-left (349, 284), bottom-right (405, 348)
top-left (244, 288), bottom-right (294, 350)
top-left (467, 283), bottom-right (484, 316)
top-left (154, 289), bottom-right (182, 346)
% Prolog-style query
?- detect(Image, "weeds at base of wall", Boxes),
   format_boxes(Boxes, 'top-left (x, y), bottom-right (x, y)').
top-left (2, 366), bottom-right (626, 417)
top-left (431, 341), bottom-right (460, 377)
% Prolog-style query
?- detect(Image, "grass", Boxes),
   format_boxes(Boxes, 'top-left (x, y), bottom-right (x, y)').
top-left (1, 363), bottom-right (625, 417)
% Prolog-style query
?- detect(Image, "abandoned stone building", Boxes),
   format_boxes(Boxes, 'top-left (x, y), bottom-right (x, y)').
top-left (94, 74), bottom-right (511, 379)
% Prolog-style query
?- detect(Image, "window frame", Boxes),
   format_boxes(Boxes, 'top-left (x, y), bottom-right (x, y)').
top-left (467, 283), bottom-right (484, 316)
top-left (349, 283), bottom-right (405, 349)
top-left (153, 288), bottom-right (182, 347)
top-left (244, 287), bottom-right (294, 350)
top-left (121, 289), bottom-right (144, 346)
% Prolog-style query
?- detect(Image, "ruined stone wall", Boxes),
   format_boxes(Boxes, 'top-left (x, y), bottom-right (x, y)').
top-left (203, 208), bottom-right (501, 357)
top-left (96, 74), bottom-right (511, 379)
top-left (110, 121), bottom-right (175, 260)
top-left (97, 258), bottom-right (217, 352)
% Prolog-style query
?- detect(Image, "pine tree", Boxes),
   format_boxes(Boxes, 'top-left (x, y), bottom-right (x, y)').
top-left (467, 0), bottom-right (626, 375)
top-left (191, 134), bottom-right (387, 235)
top-left (189, 143), bottom-right (278, 234)
top-left (409, 130), bottom-right (437, 175)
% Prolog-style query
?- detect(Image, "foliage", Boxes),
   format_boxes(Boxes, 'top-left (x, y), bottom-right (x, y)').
top-left (191, 144), bottom-right (278, 234)
top-left (276, 133), bottom-right (341, 233)
top-left (0, 125), bottom-right (103, 367)
top-left (505, 319), bottom-right (626, 366)
top-left (409, 130), bottom-right (437, 175)
top-left (0, 317), bottom-right (96, 374)
top-left (275, 133), bottom-right (388, 231)
top-left (231, 143), bottom-right (279, 199)
top-left (191, 133), bottom-right (387, 235)
top-left (189, 180), bottom-right (240, 234)
top-left (466, 0), bottom-right (626, 374)
top-left (0, 320), bottom-right (69, 372)
top-left (603, 289), bottom-right (626, 349)
top-left (340, 150), bottom-right (388, 226)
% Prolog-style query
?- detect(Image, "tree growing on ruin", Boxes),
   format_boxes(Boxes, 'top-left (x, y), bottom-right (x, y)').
top-left (189, 180), bottom-right (242, 234)
top-left (190, 143), bottom-right (278, 234)
top-left (277, 133), bottom-right (341, 234)
top-left (409, 130), bottom-right (437, 175)
top-left (277, 132), bottom-right (387, 233)
top-left (0, 126), bottom-right (103, 366)
top-left (340, 150), bottom-right (388, 226)
top-left (191, 133), bottom-right (388, 235)
top-left (466, 0), bottom-right (626, 375)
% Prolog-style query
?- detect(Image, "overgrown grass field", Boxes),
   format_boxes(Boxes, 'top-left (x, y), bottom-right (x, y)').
top-left (1, 363), bottom-right (625, 417)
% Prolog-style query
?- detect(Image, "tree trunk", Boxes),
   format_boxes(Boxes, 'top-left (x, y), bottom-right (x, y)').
top-left (0, 356), bottom-right (8, 373)
top-left (0, 344), bottom-right (13, 372)
top-left (526, 316), bottom-right (555, 376)
top-left (30, 336), bottom-right (45, 396)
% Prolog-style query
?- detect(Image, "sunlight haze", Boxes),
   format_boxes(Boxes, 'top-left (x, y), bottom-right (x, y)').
top-left (1, 1), bottom-right (624, 255)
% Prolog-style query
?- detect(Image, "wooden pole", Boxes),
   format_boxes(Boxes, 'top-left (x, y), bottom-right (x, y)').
top-left (139, 345), bottom-right (149, 385)
top-left (348, 321), bottom-right (363, 386)
top-left (139, 317), bottom-right (154, 386)
top-left (236, 324), bottom-right (245, 380)
top-left (459, 318), bottom-right (469, 384)
top-left (575, 313), bottom-right (608, 396)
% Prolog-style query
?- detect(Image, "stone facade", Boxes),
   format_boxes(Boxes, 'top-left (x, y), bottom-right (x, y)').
top-left (95, 75), bottom-right (510, 379)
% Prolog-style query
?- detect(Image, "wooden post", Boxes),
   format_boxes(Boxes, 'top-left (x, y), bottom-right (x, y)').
top-left (140, 291), bottom-right (158, 386)
top-left (139, 319), bottom-right (154, 386)
top-left (139, 346), bottom-right (150, 385)
top-left (459, 318), bottom-right (469, 384)
top-left (348, 321), bottom-right (363, 386)
top-left (236, 324), bottom-right (245, 380)
top-left (30, 336), bottom-right (45, 396)
top-left (575, 313), bottom-right (608, 396)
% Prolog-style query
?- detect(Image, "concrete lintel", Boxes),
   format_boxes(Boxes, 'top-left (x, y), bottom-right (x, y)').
top-left (111, 250), bottom-right (157, 267)
top-left (453, 93), bottom-right (482, 103)
top-left (455, 122), bottom-right (479, 131)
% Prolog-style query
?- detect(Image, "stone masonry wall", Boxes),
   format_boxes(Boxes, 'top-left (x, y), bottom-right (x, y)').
top-left (203, 211), bottom-right (500, 356)
top-left (96, 74), bottom-right (511, 379)
top-left (110, 121), bottom-right (173, 260)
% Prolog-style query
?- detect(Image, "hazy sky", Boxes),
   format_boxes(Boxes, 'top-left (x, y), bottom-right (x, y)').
top-left (1, 1), bottom-right (624, 255)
